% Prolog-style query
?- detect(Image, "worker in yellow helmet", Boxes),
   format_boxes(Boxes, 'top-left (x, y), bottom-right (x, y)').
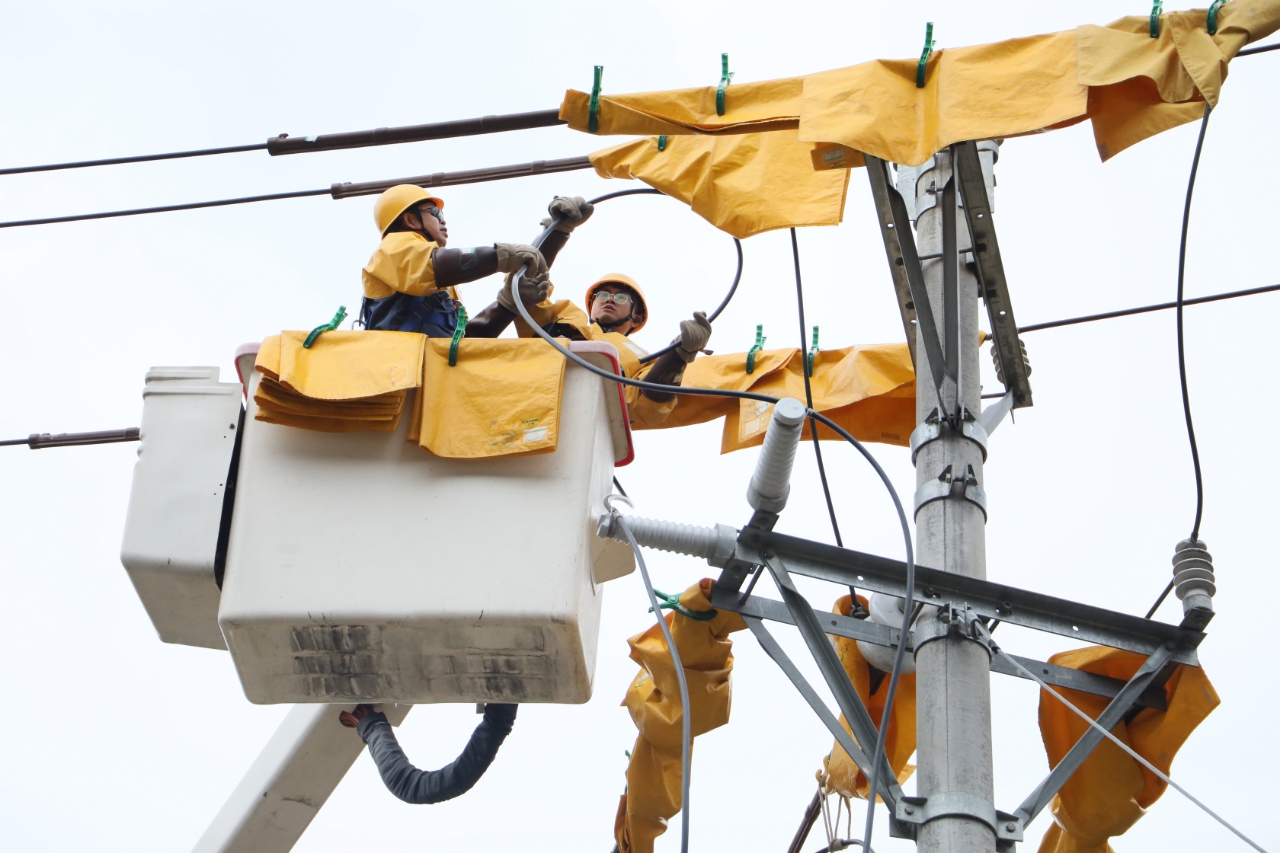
top-left (467, 195), bottom-right (712, 426)
top-left (359, 185), bottom-right (550, 336)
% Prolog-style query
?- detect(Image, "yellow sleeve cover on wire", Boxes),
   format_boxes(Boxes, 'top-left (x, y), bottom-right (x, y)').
top-left (615, 580), bottom-right (746, 853)
top-left (565, 2), bottom-right (1279, 168)
top-left (821, 595), bottom-right (918, 800)
top-left (1037, 646), bottom-right (1219, 853)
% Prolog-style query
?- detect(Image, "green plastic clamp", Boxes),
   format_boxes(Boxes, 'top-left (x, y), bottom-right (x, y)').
top-left (1207, 0), bottom-right (1228, 35)
top-left (1150, 0), bottom-right (1163, 37)
top-left (657, 135), bottom-right (668, 151)
top-left (746, 324), bottom-right (766, 374)
top-left (302, 305), bottom-right (347, 349)
top-left (716, 53), bottom-right (734, 116)
top-left (805, 326), bottom-right (820, 377)
top-left (448, 305), bottom-right (469, 366)
top-left (648, 589), bottom-right (719, 622)
top-left (588, 65), bottom-right (604, 133)
top-left (917, 22), bottom-right (936, 88)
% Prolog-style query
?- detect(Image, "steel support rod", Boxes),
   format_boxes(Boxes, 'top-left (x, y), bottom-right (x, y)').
top-left (912, 150), bottom-right (997, 853)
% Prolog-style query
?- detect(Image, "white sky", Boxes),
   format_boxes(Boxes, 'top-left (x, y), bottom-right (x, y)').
top-left (1, 2), bottom-right (1277, 851)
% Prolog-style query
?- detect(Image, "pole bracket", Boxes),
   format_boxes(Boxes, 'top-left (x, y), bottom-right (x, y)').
top-left (896, 793), bottom-right (1023, 845)
top-left (914, 463), bottom-right (987, 521)
top-left (912, 604), bottom-right (992, 658)
top-left (910, 408), bottom-right (988, 464)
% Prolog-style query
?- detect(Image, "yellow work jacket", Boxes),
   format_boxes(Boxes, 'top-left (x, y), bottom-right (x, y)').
top-left (362, 231), bottom-right (459, 303)
top-left (515, 296), bottom-right (677, 427)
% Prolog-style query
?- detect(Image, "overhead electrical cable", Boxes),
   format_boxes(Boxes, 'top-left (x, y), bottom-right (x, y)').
top-left (1017, 282), bottom-right (1280, 333)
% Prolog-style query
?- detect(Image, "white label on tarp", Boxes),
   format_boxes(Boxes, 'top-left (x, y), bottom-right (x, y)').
top-left (523, 427), bottom-right (549, 443)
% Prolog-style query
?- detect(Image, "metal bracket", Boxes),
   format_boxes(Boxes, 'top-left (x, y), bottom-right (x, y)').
top-left (980, 391), bottom-right (1015, 437)
top-left (911, 407), bottom-right (989, 464)
top-left (914, 462), bottom-right (987, 521)
top-left (896, 792), bottom-right (1023, 844)
top-left (912, 603), bottom-right (992, 658)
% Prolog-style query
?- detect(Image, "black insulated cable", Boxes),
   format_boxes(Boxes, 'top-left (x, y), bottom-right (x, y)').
top-left (0, 189), bottom-right (331, 229)
top-left (638, 236), bottom-right (742, 365)
top-left (266, 109), bottom-right (565, 156)
top-left (2, 428), bottom-right (140, 448)
top-left (1018, 282), bottom-right (1280, 333)
top-left (0, 143), bottom-right (268, 177)
top-left (1237, 40), bottom-right (1279, 55)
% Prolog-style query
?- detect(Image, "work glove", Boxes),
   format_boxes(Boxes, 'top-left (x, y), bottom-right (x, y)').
top-left (540, 195), bottom-right (594, 233)
top-left (672, 311), bottom-right (712, 363)
top-left (494, 243), bottom-right (548, 278)
top-left (338, 703), bottom-right (376, 728)
top-left (496, 270), bottom-right (551, 313)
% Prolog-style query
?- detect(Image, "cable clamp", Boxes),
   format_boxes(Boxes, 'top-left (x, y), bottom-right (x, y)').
top-left (916, 22), bottom-right (936, 88)
top-left (896, 792), bottom-right (1022, 843)
top-left (648, 588), bottom-right (719, 621)
top-left (588, 65), bottom-right (604, 133)
top-left (447, 304), bottom-right (469, 366)
top-left (1150, 0), bottom-right (1163, 37)
top-left (1207, 0), bottom-right (1228, 35)
top-left (657, 135), bottom-right (668, 151)
top-left (909, 408), bottom-right (988, 464)
top-left (805, 326), bottom-right (820, 377)
top-left (914, 462), bottom-right (986, 521)
top-left (716, 53), bottom-right (735, 116)
top-left (302, 305), bottom-right (347, 349)
top-left (912, 603), bottom-right (991, 659)
top-left (746, 324), bottom-right (766, 374)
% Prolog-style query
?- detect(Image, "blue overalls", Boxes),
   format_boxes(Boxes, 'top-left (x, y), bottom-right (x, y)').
top-left (360, 290), bottom-right (459, 337)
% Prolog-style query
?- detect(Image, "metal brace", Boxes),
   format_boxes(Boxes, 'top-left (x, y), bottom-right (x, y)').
top-left (914, 462), bottom-right (987, 520)
top-left (910, 407), bottom-right (989, 464)
top-left (896, 792), bottom-right (1024, 845)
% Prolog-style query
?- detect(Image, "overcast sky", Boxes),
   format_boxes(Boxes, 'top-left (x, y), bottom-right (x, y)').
top-left (2, 2), bottom-right (1277, 852)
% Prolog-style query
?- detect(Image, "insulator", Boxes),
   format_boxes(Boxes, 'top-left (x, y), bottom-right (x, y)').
top-left (747, 397), bottom-right (806, 513)
top-left (598, 513), bottom-right (720, 560)
top-left (992, 339), bottom-right (1031, 385)
top-left (1172, 538), bottom-right (1215, 616)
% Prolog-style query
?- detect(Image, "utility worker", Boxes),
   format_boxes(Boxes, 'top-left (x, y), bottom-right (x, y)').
top-left (360, 184), bottom-right (549, 336)
top-left (339, 702), bottom-right (517, 804)
top-left (466, 196), bottom-right (712, 426)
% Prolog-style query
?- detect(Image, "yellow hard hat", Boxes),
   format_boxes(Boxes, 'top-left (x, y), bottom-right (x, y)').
top-left (373, 185), bottom-right (445, 234)
top-left (586, 273), bottom-right (648, 333)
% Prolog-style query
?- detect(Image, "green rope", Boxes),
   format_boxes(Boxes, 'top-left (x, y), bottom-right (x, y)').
top-left (302, 305), bottom-right (347, 349)
top-left (648, 589), bottom-right (719, 622)
top-left (448, 305), bottom-right (469, 366)
top-left (746, 324), bottom-right (766, 374)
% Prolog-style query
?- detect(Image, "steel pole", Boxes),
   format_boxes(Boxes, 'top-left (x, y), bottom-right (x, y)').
top-left (909, 150), bottom-right (997, 853)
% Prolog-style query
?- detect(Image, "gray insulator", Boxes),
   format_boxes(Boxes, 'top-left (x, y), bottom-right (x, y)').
top-left (598, 513), bottom-right (720, 560)
top-left (992, 339), bottom-right (1032, 385)
top-left (1172, 538), bottom-right (1215, 615)
top-left (747, 397), bottom-right (807, 514)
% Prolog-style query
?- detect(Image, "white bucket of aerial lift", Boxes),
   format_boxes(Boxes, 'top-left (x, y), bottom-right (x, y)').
top-left (218, 340), bottom-right (636, 706)
top-left (120, 367), bottom-right (244, 651)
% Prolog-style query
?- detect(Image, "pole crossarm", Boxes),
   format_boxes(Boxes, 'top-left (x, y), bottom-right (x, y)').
top-left (731, 528), bottom-right (1204, 664)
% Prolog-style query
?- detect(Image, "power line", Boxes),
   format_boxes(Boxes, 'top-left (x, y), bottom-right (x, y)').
top-left (0, 143), bottom-right (268, 177)
top-left (1237, 40), bottom-right (1279, 56)
top-left (1018, 282), bottom-right (1280, 333)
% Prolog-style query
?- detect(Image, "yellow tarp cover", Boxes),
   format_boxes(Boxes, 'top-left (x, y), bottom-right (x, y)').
top-left (823, 595), bottom-right (917, 800)
top-left (589, 131), bottom-right (849, 238)
top-left (1037, 646), bottom-right (1219, 853)
top-left (565, 2), bottom-right (1279, 167)
top-left (414, 338), bottom-right (566, 458)
top-left (615, 580), bottom-right (746, 853)
top-left (636, 343), bottom-right (915, 452)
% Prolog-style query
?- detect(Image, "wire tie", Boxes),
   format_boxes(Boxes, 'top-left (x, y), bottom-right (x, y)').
top-left (746, 324), bottom-right (766, 374)
top-left (302, 305), bottom-right (347, 349)
top-left (648, 588), bottom-right (719, 621)
top-left (588, 65), bottom-right (604, 133)
top-left (448, 304), bottom-right (469, 366)
top-left (1150, 0), bottom-right (1163, 37)
top-left (716, 53), bottom-right (734, 116)
top-left (806, 325), bottom-right (820, 377)
top-left (916, 22), bottom-right (936, 88)
top-left (1207, 0), bottom-right (1228, 35)
top-left (657, 135), bottom-right (668, 151)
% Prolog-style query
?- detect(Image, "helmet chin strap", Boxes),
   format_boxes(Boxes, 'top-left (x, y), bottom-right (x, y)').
top-left (596, 309), bottom-right (635, 334)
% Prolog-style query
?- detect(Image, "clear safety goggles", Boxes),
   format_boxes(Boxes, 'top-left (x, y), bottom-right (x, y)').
top-left (592, 291), bottom-right (632, 306)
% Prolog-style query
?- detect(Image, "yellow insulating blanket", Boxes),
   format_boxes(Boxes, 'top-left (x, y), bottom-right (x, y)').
top-left (414, 337), bottom-right (566, 459)
top-left (589, 131), bottom-right (849, 239)
top-left (822, 595), bottom-right (917, 800)
top-left (615, 580), bottom-right (746, 853)
top-left (565, 2), bottom-right (1278, 167)
top-left (253, 331), bottom-right (424, 432)
top-left (636, 343), bottom-right (915, 452)
top-left (1037, 646), bottom-right (1219, 853)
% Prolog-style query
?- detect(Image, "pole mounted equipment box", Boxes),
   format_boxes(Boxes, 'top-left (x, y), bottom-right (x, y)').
top-left (120, 367), bottom-right (244, 651)
top-left (217, 342), bottom-right (635, 706)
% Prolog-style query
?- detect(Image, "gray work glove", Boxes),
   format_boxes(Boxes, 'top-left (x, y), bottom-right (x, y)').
top-left (540, 195), bottom-right (594, 233)
top-left (672, 312), bottom-right (712, 363)
top-left (494, 243), bottom-right (548, 278)
top-left (496, 271), bottom-right (551, 313)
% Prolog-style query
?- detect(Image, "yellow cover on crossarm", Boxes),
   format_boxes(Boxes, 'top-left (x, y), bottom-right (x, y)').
top-left (417, 338), bottom-right (566, 459)
top-left (589, 131), bottom-right (849, 238)
top-left (1037, 646), bottom-right (1219, 853)
top-left (615, 580), bottom-right (746, 853)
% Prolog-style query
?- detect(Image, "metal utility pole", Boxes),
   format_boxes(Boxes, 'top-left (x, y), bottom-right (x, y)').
top-left (907, 148), bottom-right (996, 853)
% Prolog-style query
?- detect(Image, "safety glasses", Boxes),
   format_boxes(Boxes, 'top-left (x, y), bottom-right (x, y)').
top-left (592, 291), bottom-right (632, 306)
top-left (417, 205), bottom-right (444, 223)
